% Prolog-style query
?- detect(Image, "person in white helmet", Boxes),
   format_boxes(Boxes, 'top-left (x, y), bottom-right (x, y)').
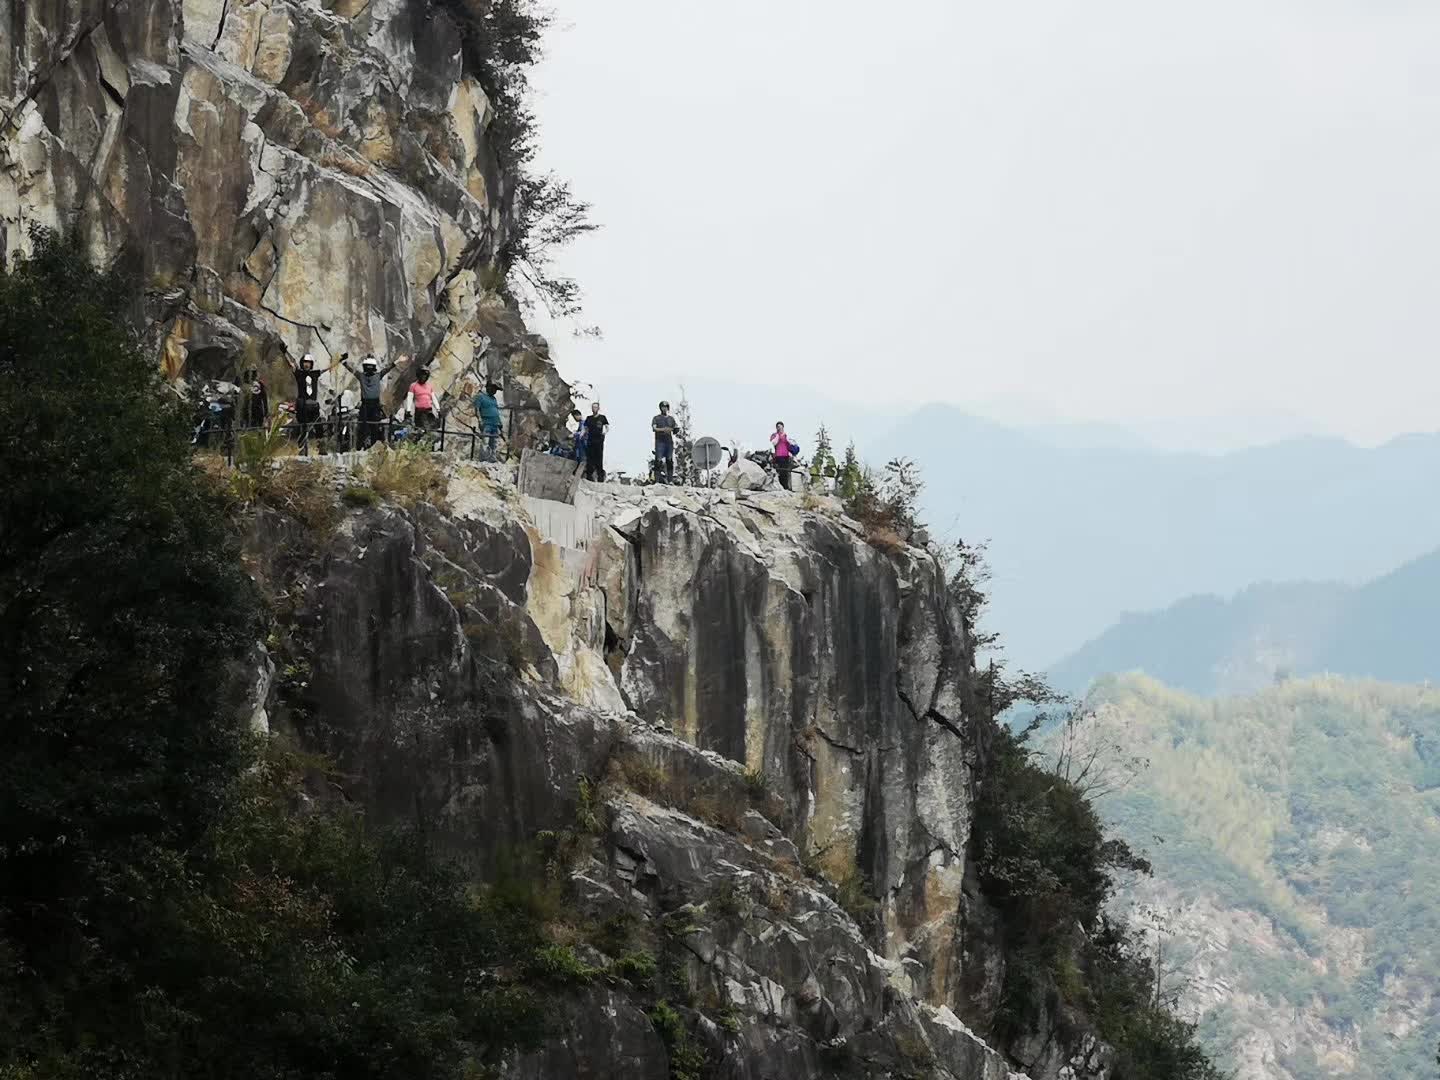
top-left (282, 344), bottom-right (343, 451)
top-left (342, 352), bottom-right (400, 449)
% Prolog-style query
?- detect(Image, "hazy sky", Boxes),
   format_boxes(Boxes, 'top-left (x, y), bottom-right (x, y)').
top-left (526, 1), bottom-right (1440, 448)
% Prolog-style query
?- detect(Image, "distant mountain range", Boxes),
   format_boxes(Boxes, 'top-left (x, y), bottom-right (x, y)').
top-left (870, 406), bottom-right (1440, 668)
top-left (1050, 547), bottom-right (1440, 696)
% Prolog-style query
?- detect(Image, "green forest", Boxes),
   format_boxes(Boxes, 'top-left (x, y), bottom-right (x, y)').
top-left (1074, 674), bottom-right (1440, 1079)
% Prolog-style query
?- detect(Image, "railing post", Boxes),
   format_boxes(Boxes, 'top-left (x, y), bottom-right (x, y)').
top-left (438, 419), bottom-right (446, 453)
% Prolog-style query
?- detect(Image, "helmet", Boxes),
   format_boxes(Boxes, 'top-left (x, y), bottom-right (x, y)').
top-left (417, 367), bottom-right (430, 382)
top-left (362, 355), bottom-right (378, 370)
top-left (300, 352), bottom-right (315, 367)
top-left (659, 400), bottom-right (670, 410)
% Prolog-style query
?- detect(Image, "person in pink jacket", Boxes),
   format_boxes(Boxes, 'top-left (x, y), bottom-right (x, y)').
top-left (408, 366), bottom-right (439, 432)
top-left (770, 421), bottom-right (798, 490)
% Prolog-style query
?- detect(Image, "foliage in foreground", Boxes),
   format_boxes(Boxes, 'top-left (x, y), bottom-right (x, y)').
top-left (973, 717), bottom-right (1224, 1080)
top-left (0, 231), bottom-right (548, 1078)
top-left (950, 528), bottom-right (1224, 1080)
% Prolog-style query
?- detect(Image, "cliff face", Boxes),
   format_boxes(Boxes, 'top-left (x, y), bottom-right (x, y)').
top-left (4, 2), bottom-right (1110, 1072)
top-left (237, 466), bottom-right (1103, 1079)
top-left (1, 0), bottom-right (571, 432)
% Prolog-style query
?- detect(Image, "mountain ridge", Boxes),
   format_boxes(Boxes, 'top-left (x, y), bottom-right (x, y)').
top-left (1050, 546), bottom-right (1440, 695)
top-left (868, 404), bottom-right (1440, 668)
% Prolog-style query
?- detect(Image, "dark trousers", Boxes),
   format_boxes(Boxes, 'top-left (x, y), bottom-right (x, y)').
top-left (295, 400), bottom-right (320, 451)
top-left (654, 438), bottom-right (674, 482)
top-left (359, 399), bottom-right (385, 449)
top-left (776, 457), bottom-right (794, 490)
top-left (584, 438), bottom-right (606, 482)
top-left (414, 407), bottom-right (438, 432)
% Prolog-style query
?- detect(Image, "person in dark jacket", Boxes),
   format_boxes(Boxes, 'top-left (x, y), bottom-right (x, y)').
top-left (241, 368), bottom-right (268, 429)
top-left (582, 402), bottom-right (609, 482)
top-left (474, 382), bottom-right (503, 460)
top-left (651, 400), bottom-right (677, 484)
top-left (343, 353), bottom-right (400, 449)
top-left (284, 347), bottom-right (342, 451)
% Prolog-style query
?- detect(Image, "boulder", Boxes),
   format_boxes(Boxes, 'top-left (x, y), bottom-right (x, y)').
top-left (719, 459), bottom-right (769, 491)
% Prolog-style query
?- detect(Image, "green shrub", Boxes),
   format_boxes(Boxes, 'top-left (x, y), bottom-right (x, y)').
top-left (742, 766), bottom-right (769, 804)
top-left (972, 717), bottom-right (1223, 1079)
top-left (342, 483), bottom-right (381, 507)
top-left (360, 443), bottom-right (448, 508)
top-left (648, 1001), bottom-right (708, 1080)
top-left (528, 943), bottom-right (602, 986)
top-left (611, 951), bottom-right (658, 988)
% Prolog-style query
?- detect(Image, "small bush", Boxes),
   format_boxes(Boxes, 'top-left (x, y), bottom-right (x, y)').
top-left (812, 847), bottom-right (879, 926)
top-left (619, 755), bottom-right (669, 800)
top-left (689, 793), bottom-right (743, 833)
top-left (360, 443), bottom-right (449, 508)
top-left (341, 483), bottom-right (381, 507)
top-left (528, 943), bottom-right (602, 985)
top-left (865, 525), bottom-right (907, 555)
top-left (708, 879), bottom-right (751, 923)
top-left (648, 1001), bottom-right (708, 1080)
top-left (843, 457), bottom-right (923, 542)
top-left (742, 767), bottom-right (769, 804)
top-left (585, 911), bottom-right (638, 957)
top-left (611, 951), bottom-right (658, 988)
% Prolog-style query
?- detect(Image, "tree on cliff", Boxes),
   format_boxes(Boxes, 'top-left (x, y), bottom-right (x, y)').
top-left (809, 424), bottom-right (837, 488)
top-left (0, 226), bottom-right (260, 887)
top-left (438, 0), bottom-right (600, 326)
top-left (0, 229), bottom-right (546, 1078)
top-left (838, 441), bottom-right (863, 499)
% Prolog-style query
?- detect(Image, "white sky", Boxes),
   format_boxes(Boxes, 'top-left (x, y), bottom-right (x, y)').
top-left (527, 1), bottom-right (1440, 448)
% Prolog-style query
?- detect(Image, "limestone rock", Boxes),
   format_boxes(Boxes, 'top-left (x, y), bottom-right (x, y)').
top-left (719, 458), bottom-right (769, 491)
top-left (238, 465), bottom-right (1119, 1077)
top-left (0, 0), bottom-right (574, 443)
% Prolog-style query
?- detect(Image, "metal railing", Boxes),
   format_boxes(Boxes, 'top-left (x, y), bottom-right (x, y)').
top-left (193, 399), bottom-right (558, 467)
top-left (191, 411), bottom-right (519, 468)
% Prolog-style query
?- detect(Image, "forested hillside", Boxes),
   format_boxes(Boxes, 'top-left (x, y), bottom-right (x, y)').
top-left (1050, 548), bottom-right (1440, 695)
top-left (1071, 675), bottom-right (1440, 1079)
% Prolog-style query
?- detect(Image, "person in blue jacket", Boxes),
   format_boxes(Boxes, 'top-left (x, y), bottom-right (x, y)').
top-left (474, 382), bottom-right (503, 460)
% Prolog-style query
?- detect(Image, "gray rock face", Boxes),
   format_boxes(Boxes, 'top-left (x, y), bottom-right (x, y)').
top-left (1, 0), bottom-right (572, 440)
top-left (242, 468), bottom-right (1062, 1078)
top-left (601, 492), bottom-right (981, 1005)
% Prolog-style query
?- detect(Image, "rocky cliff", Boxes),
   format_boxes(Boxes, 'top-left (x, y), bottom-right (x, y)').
top-left (227, 460), bottom-right (1114, 1080)
top-left (4, 1), bottom-right (1119, 1072)
top-left (1, 0), bottom-right (571, 435)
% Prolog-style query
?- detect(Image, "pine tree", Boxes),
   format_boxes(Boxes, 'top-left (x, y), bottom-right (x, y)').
top-left (839, 441), bottom-right (863, 500)
top-left (674, 388), bottom-right (695, 485)
top-left (810, 424), bottom-right (837, 488)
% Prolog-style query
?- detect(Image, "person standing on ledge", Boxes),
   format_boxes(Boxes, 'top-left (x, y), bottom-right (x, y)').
top-left (343, 352), bottom-right (400, 449)
top-left (567, 407), bottom-right (587, 472)
top-left (770, 420), bottom-right (797, 490)
top-left (474, 381), bottom-right (503, 460)
top-left (652, 400), bottom-right (677, 484)
top-left (283, 346), bottom-right (342, 450)
top-left (407, 366), bottom-right (439, 434)
top-left (583, 401), bottom-right (609, 482)
top-left (241, 368), bottom-right (268, 429)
